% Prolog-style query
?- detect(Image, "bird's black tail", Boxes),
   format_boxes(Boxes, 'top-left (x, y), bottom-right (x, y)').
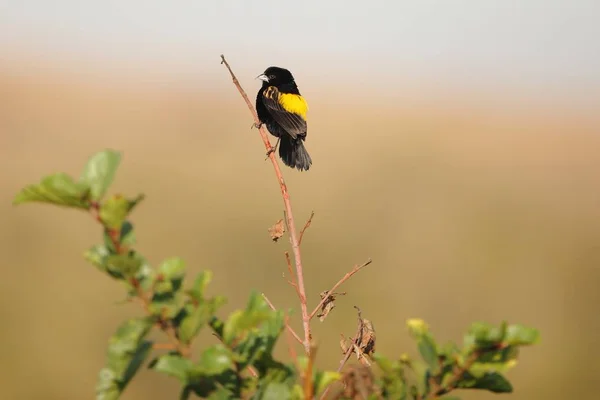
top-left (279, 135), bottom-right (312, 171)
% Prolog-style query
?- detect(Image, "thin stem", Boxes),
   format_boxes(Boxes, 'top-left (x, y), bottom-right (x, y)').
top-left (298, 211), bottom-right (315, 246)
top-left (221, 54), bottom-right (311, 354)
top-left (261, 293), bottom-right (303, 344)
top-left (309, 259), bottom-right (372, 320)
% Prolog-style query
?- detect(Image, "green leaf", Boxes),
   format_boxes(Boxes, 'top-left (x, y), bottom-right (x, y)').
top-left (408, 359), bottom-right (429, 397)
top-left (13, 172), bottom-right (91, 209)
top-left (187, 271), bottom-right (213, 302)
top-left (119, 221), bottom-right (136, 247)
top-left (195, 345), bottom-right (235, 375)
top-left (505, 324), bottom-right (540, 346)
top-left (96, 368), bottom-right (120, 400)
top-left (151, 354), bottom-right (194, 383)
top-left (466, 345), bottom-right (520, 377)
top-left (149, 291), bottom-right (186, 319)
top-left (465, 322), bottom-right (506, 349)
top-left (407, 318), bottom-right (440, 375)
top-left (159, 257), bottom-right (186, 279)
top-left (154, 257), bottom-right (186, 294)
top-left (96, 318), bottom-right (154, 399)
top-left (417, 334), bottom-right (439, 374)
top-left (456, 371), bottom-right (513, 393)
top-left (179, 296), bottom-right (227, 344)
top-left (126, 193), bottom-right (145, 214)
top-left (260, 383), bottom-right (292, 400)
top-left (100, 195), bottom-right (130, 229)
top-left (120, 341), bottom-right (153, 388)
top-left (80, 149), bottom-right (121, 201)
top-left (85, 245), bottom-right (144, 281)
top-left (105, 253), bottom-right (144, 278)
top-left (223, 291), bottom-right (271, 344)
top-left (85, 245), bottom-right (112, 274)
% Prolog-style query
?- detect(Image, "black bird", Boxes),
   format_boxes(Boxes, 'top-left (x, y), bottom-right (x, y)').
top-left (255, 66), bottom-right (312, 171)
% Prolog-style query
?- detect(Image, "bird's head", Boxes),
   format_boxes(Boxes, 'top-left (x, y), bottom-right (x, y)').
top-left (256, 66), bottom-right (295, 87)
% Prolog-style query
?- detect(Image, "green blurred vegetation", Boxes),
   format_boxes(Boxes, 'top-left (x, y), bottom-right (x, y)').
top-left (2, 67), bottom-right (600, 399)
top-left (10, 149), bottom-right (539, 399)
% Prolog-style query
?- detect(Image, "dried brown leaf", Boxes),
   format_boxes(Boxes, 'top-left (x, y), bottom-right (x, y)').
top-left (358, 318), bottom-right (376, 356)
top-left (316, 290), bottom-right (346, 322)
top-left (267, 218), bottom-right (285, 242)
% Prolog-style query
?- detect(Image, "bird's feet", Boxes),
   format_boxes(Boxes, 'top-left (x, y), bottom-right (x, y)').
top-left (252, 122), bottom-right (263, 130)
top-left (265, 138), bottom-right (281, 160)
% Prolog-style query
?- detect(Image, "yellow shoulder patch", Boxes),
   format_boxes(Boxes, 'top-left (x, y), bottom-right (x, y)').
top-left (279, 93), bottom-right (309, 119)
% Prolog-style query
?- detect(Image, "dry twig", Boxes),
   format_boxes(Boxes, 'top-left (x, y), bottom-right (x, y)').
top-left (309, 259), bottom-right (372, 320)
top-left (298, 211), bottom-right (315, 246)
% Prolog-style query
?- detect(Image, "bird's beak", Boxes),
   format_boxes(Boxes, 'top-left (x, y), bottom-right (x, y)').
top-left (256, 74), bottom-right (269, 82)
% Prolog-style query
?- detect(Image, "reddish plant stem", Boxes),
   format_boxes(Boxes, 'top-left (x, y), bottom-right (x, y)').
top-left (220, 54), bottom-right (311, 354)
top-left (298, 211), bottom-right (315, 246)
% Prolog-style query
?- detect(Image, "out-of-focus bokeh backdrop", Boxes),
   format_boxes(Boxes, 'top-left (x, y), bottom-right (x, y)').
top-left (2, 1), bottom-right (599, 399)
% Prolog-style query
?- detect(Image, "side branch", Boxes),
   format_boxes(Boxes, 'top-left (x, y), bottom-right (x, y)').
top-left (261, 293), bottom-right (303, 345)
top-left (309, 259), bottom-right (372, 320)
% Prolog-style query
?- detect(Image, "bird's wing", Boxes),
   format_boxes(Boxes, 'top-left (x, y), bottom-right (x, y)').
top-left (261, 86), bottom-right (308, 139)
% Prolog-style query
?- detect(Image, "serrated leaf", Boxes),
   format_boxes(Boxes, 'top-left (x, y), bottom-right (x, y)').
top-left (13, 172), bottom-right (91, 208)
top-left (505, 324), bottom-right (540, 346)
top-left (151, 354), bottom-right (194, 383)
top-left (80, 149), bottom-right (121, 200)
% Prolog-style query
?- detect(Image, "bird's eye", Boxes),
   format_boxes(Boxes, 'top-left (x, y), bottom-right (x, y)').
top-left (269, 75), bottom-right (276, 80)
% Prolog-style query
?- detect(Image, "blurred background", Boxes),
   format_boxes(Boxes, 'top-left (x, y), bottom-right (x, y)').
top-left (2, 1), bottom-right (599, 399)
